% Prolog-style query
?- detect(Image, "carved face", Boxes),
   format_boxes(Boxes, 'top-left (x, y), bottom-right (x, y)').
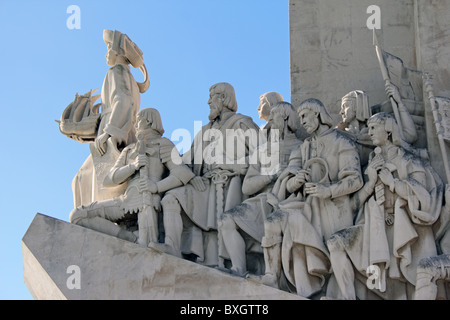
top-left (208, 90), bottom-right (224, 121)
top-left (105, 43), bottom-right (118, 66)
top-left (340, 99), bottom-right (356, 124)
top-left (257, 96), bottom-right (271, 121)
top-left (298, 108), bottom-right (319, 134)
top-left (368, 122), bottom-right (389, 146)
top-left (136, 110), bottom-right (152, 132)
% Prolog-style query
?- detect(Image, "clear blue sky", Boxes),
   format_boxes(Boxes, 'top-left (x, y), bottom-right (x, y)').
top-left (0, 0), bottom-right (290, 299)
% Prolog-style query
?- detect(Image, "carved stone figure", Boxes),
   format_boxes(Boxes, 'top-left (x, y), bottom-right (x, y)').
top-left (383, 83), bottom-right (418, 146)
top-left (28, 2), bottom-right (450, 301)
top-left (337, 84), bottom-right (426, 168)
top-left (415, 253), bottom-right (450, 300)
top-left (257, 92), bottom-right (284, 127)
top-left (255, 98), bottom-right (363, 298)
top-left (373, 29), bottom-right (426, 151)
top-left (326, 112), bottom-right (443, 300)
top-left (414, 184), bottom-right (450, 300)
top-left (69, 108), bottom-right (194, 246)
top-left (218, 101), bottom-right (303, 276)
top-left (70, 29), bottom-right (150, 208)
top-left (338, 90), bottom-right (372, 133)
top-left (157, 83), bottom-right (261, 265)
top-left (337, 90), bottom-right (373, 167)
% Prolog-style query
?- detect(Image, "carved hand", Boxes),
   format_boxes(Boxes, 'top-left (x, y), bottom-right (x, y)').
top-left (95, 132), bottom-right (110, 156)
top-left (367, 155), bottom-right (384, 184)
top-left (139, 178), bottom-right (158, 194)
top-left (378, 168), bottom-right (395, 188)
top-left (304, 183), bottom-right (331, 199)
top-left (295, 169), bottom-right (310, 185)
top-left (134, 154), bottom-right (147, 171)
top-left (148, 180), bottom-right (158, 193)
top-left (189, 176), bottom-right (206, 192)
top-left (385, 82), bottom-right (402, 104)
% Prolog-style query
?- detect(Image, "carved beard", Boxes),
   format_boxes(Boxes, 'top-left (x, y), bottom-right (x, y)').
top-left (208, 104), bottom-right (223, 121)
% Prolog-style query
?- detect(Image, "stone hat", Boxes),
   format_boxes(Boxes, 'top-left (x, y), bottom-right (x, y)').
top-left (103, 29), bottom-right (149, 93)
top-left (342, 90), bottom-right (371, 122)
top-left (103, 29), bottom-right (144, 69)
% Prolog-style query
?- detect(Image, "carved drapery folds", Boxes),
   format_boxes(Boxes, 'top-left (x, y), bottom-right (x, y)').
top-left (58, 29), bottom-right (450, 300)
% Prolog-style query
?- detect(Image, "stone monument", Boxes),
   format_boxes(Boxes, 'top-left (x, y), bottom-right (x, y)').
top-left (23, 2), bottom-right (450, 300)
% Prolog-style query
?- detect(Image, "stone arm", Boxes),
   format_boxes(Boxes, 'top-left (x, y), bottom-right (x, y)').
top-left (327, 144), bottom-right (363, 199)
top-left (283, 148), bottom-right (304, 194)
top-left (351, 151), bottom-right (384, 210)
top-left (385, 82), bottom-right (418, 144)
top-left (397, 103), bottom-right (418, 145)
top-left (385, 171), bottom-right (426, 201)
top-left (350, 178), bottom-right (375, 212)
top-left (156, 138), bottom-right (196, 193)
top-left (354, 153), bottom-right (436, 225)
top-left (157, 160), bottom-right (195, 193)
top-left (242, 162), bottom-right (276, 196)
top-left (103, 145), bottom-right (136, 187)
top-left (379, 165), bottom-right (438, 224)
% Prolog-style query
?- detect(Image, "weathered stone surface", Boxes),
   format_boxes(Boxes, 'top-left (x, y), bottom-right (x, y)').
top-left (289, 0), bottom-right (450, 184)
top-left (22, 213), bottom-right (304, 300)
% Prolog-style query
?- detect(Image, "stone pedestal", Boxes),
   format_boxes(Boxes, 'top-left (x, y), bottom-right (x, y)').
top-left (22, 213), bottom-right (304, 300)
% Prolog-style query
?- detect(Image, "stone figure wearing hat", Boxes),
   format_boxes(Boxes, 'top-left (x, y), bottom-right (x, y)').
top-left (70, 30), bottom-right (150, 209)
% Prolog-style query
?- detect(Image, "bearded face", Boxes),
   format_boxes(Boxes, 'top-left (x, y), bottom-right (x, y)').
top-left (208, 90), bottom-right (224, 121)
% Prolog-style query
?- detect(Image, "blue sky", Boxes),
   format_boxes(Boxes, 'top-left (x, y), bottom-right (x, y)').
top-left (0, 0), bottom-right (290, 299)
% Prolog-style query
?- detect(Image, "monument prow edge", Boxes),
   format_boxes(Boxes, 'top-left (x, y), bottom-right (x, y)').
top-left (22, 213), bottom-right (305, 300)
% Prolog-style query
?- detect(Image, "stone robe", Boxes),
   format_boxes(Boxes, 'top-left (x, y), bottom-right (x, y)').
top-left (72, 63), bottom-right (141, 208)
top-left (330, 146), bottom-right (443, 299)
top-left (222, 133), bottom-right (302, 247)
top-left (98, 64), bottom-right (141, 146)
top-left (278, 128), bottom-right (363, 296)
top-left (165, 111), bottom-right (260, 265)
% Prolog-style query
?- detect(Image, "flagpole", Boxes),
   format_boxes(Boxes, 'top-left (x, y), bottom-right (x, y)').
top-left (373, 29), bottom-right (404, 135)
top-left (424, 73), bottom-right (450, 182)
